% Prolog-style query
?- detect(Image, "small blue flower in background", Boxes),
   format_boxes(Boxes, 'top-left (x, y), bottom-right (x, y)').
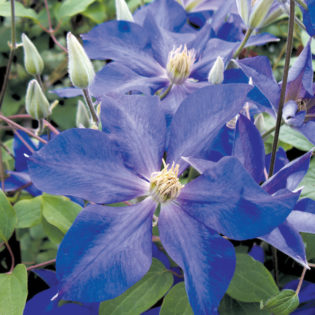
top-left (27, 84), bottom-right (298, 314)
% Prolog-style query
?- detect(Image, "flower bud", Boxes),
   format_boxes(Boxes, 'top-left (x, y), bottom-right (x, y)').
top-left (249, 0), bottom-right (274, 29)
top-left (76, 100), bottom-right (92, 128)
top-left (22, 33), bottom-right (44, 75)
top-left (236, 0), bottom-right (251, 25)
top-left (115, 0), bottom-right (134, 22)
top-left (208, 56), bottom-right (224, 85)
top-left (25, 79), bottom-right (51, 120)
top-left (67, 32), bottom-right (95, 89)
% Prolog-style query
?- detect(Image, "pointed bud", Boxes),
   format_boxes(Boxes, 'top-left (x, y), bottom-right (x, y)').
top-left (249, 0), bottom-right (274, 29)
top-left (76, 100), bottom-right (92, 128)
top-left (22, 33), bottom-right (44, 75)
top-left (67, 32), bottom-right (95, 89)
top-left (236, 0), bottom-right (251, 25)
top-left (208, 56), bottom-right (224, 85)
top-left (115, 0), bottom-right (134, 22)
top-left (25, 79), bottom-right (51, 120)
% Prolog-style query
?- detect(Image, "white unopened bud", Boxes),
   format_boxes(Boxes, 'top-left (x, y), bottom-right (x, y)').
top-left (249, 0), bottom-right (274, 29)
top-left (22, 33), bottom-right (44, 75)
top-left (236, 0), bottom-right (251, 25)
top-left (208, 56), bottom-right (224, 85)
top-left (76, 100), bottom-right (92, 128)
top-left (254, 113), bottom-right (265, 133)
top-left (67, 32), bottom-right (95, 89)
top-left (25, 80), bottom-right (51, 120)
top-left (115, 0), bottom-right (134, 22)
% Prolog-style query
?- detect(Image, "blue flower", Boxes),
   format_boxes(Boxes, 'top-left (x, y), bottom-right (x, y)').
top-left (237, 40), bottom-right (315, 144)
top-left (28, 85), bottom-right (297, 314)
top-left (299, 0), bottom-right (315, 36)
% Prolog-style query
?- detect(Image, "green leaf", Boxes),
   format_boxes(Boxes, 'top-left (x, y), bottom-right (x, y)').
top-left (1, 138), bottom-right (14, 171)
top-left (263, 114), bottom-right (314, 152)
top-left (99, 258), bottom-right (174, 314)
top-left (227, 254), bottom-right (279, 303)
top-left (261, 290), bottom-right (299, 315)
top-left (219, 295), bottom-right (271, 315)
top-left (41, 194), bottom-right (81, 234)
top-left (14, 197), bottom-right (42, 228)
top-left (55, 0), bottom-right (98, 20)
top-left (0, 190), bottom-right (16, 242)
top-left (0, 1), bottom-right (39, 21)
top-left (0, 264), bottom-right (28, 315)
top-left (301, 232), bottom-right (315, 261)
top-left (300, 157), bottom-right (315, 200)
top-left (160, 282), bottom-right (193, 315)
top-left (42, 217), bottom-right (65, 244)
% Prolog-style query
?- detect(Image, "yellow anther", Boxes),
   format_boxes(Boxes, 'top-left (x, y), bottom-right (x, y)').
top-left (166, 45), bottom-right (196, 85)
top-left (150, 160), bottom-right (184, 203)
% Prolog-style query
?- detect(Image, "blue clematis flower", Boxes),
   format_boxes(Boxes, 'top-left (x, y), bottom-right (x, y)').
top-left (28, 85), bottom-right (298, 314)
top-left (186, 114), bottom-right (312, 267)
top-left (299, 0), bottom-right (315, 36)
top-left (237, 39), bottom-right (315, 144)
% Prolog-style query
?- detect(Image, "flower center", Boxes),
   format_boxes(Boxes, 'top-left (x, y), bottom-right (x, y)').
top-left (166, 45), bottom-right (196, 85)
top-left (149, 160), bottom-right (184, 204)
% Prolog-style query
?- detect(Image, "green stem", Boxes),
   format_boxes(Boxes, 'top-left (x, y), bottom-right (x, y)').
top-left (0, 0), bottom-right (16, 110)
top-left (268, 0), bottom-right (295, 178)
top-left (233, 28), bottom-right (253, 59)
top-left (262, 121), bottom-right (284, 139)
top-left (160, 84), bottom-right (173, 101)
top-left (82, 88), bottom-right (99, 124)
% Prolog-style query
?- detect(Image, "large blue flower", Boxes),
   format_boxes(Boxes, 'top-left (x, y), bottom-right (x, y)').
top-left (28, 85), bottom-right (297, 314)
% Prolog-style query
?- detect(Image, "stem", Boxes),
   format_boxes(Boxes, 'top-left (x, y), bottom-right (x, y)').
top-left (296, 267), bottom-right (307, 295)
top-left (160, 84), bottom-right (173, 101)
top-left (0, 141), bottom-right (14, 159)
top-left (268, 0), bottom-right (295, 178)
top-left (13, 130), bottom-right (34, 153)
top-left (35, 74), bottom-right (45, 91)
top-left (0, 114), bottom-right (47, 144)
top-left (36, 119), bottom-right (44, 136)
top-left (262, 121), bottom-right (285, 139)
top-left (5, 241), bottom-right (15, 274)
top-left (43, 120), bottom-right (59, 135)
top-left (233, 28), bottom-right (253, 59)
top-left (82, 88), bottom-right (99, 124)
top-left (26, 258), bottom-right (56, 271)
top-left (0, 147), bottom-right (5, 191)
top-left (268, 0), bottom-right (295, 286)
top-left (0, 0), bottom-right (16, 110)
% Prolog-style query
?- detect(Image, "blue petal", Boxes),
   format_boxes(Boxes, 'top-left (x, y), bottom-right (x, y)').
top-left (245, 33), bottom-right (280, 47)
top-left (82, 21), bottom-right (161, 77)
top-left (301, 0), bottom-right (315, 36)
top-left (133, 0), bottom-right (187, 32)
top-left (28, 129), bottom-right (148, 204)
top-left (265, 147), bottom-right (289, 174)
top-left (167, 84), bottom-right (252, 173)
top-left (284, 279), bottom-right (315, 304)
top-left (14, 130), bottom-right (37, 171)
top-left (33, 269), bottom-right (59, 288)
top-left (178, 156), bottom-right (298, 240)
top-left (50, 87), bottom-right (82, 98)
top-left (57, 199), bottom-right (156, 302)
top-left (262, 151), bottom-right (312, 194)
top-left (233, 115), bottom-right (265, 183)
top-left (100, 94), bottom-right (165, 179)
top-left (286, 40), bottom-right (313, 99)
top-left (237, 56), bottom-right (280, 110)
top-left (159, 201), bottom-right (235, 315)
top-left (260, 221), bottom-right (308, 267)
top-left (248, 245), bottom-right (264, 263)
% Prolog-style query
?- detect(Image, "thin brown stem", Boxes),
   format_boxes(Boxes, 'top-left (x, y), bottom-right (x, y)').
top-left (0, 142), bottom-right (14, 159)
top-left (0, 114), bottom-right (47, 144)
top-left (26, 258), bottom-right (56, 271)
top-left (14, 130), bottom-right (35, 153)
top-left (296, 267), bottom-right (307, 295)
top-left (0, 147), bottom-right (5, 191)
top-left (43, 120), bottom-right (59, 135)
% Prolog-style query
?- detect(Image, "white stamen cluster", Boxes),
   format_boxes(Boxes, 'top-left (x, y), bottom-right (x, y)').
top-left (150, 160), bottom-right (184, 203)
top-left (166, 45), bottom-right (196, 85)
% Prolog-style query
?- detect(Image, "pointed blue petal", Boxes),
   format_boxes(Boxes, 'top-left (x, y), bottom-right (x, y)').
top-left (178, 156), bottom-right (297, 240)
top-left (248, 245), bottom-right (265, 263)
top-left (233, 114), bottom-right (265, 183)
top-left (28, 129), bottom-right (148, 204)
top-left (159, 202), bottom-right (235, 315)
top-left (265, 147), bottom-right (289, 174)
top-left (286, 40), bottom-right (313, 99)
top-left (167, 84), bottom-right (252, 173)
top-left (237, 56), bottom-right (280, 109)
top-left (57, 199), bottom-right (156, 302)
top-left (262, 151), bottom-right (312, 194)
top-left (100, 94), bottom-right (165, 179)
top-left (260, 221), bottom-right (308, 267)
top-left (301, 0), bottom-right (315, 36)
